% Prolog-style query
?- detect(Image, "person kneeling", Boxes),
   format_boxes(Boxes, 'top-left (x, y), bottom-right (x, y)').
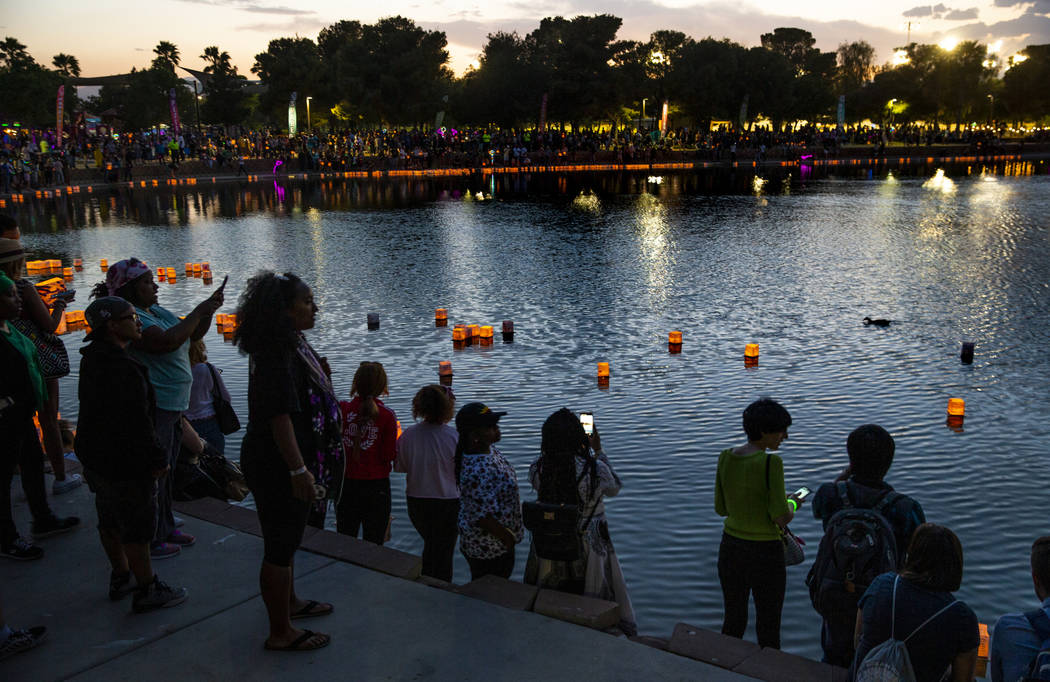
top-left (75, 297), bottom-right (188, 612)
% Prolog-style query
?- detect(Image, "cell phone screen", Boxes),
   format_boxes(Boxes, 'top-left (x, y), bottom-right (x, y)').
top-left (579, 412), bottom-right (594, 435)
top-left (793, 486), bottom-right (812, 501)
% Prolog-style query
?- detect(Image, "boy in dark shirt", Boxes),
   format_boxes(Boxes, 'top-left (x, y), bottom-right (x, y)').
top-left (811, 423), bottom-right (926, 667)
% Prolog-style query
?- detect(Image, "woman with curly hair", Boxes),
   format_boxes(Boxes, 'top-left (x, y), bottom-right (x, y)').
top-left (235, 271), bottom-right (343, 652)
top-left (524, 408), bottom-right (636, 635)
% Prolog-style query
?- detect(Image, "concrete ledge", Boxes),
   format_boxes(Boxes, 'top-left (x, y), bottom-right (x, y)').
top-left (212, 504), bottom-right (263, 536)
top-left (299, 530), bottom-right (421, 580)
top-left (630, 635), bottom-right (671, 651)
top-left (415, 575), bottom-right (457, 591)
top-left (732, 646), bottom-right (848, 682)
top-left (173, 497), bottom-right (234, 520)
top-left (533, 589), bottom-right (620, 630)
top-left (668, 623), bottom-right (761, 670)
top-left (454, 575), bottom-right (539, 611)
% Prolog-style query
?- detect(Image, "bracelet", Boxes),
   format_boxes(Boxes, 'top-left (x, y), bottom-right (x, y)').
top-left (787, 499), bottom-right (799, 511)
top-left (289, 466), bottom-right (307, 477)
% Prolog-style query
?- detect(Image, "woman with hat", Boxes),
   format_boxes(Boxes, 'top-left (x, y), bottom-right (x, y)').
top-left (455, 402), bottom-right (522, 580)
top-left (90, 258), bottom-right (224, 558)
top-left (0, 223), bottom-right (80, 495)
top-left (0, 271), bottom-right (79, 561)
top-left (75, 296), bottom-right (188, 612)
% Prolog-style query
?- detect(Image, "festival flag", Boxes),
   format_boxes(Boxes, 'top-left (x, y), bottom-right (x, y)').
top-left (55, 86), bottom-right (65, 148)
top-left (288, 92), bottom-right (298, 135)
top-left (837, 95), bottom-right (846, 131)
top-left (169, 88), bottom-right (181, 137)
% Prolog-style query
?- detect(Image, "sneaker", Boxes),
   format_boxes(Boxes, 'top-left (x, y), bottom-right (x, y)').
top-left (132, 576), bottom-right (188, 613)
top-left (0, 537), bottom-right (44, 561)
top-left (174, 516), bottom-right (185, 528)
top-left (0, 626), bottom-right (47, 661)
top-left (31, 515), bottom-right (80, 539)
top-left (109, 571), bottom-right (135, 601)
top-left (52, 473), bottom-right (83, 495)
top-left (165, 530), bottom-right (195, 547)
top-left (149, 542), bottom-right (181, 560)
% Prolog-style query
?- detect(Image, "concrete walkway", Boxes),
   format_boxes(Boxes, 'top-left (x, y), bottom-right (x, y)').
top-left (2, 468), bottom-right (756, 682)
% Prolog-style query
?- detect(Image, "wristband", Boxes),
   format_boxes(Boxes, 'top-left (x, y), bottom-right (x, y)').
top-left (289, 466), bottom-right (307, 477)
top-left (787, 499), bottom-right (798, 511)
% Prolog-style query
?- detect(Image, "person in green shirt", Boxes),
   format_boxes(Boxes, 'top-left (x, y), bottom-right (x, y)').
top-left (714, 398), bottom-right (797, 649)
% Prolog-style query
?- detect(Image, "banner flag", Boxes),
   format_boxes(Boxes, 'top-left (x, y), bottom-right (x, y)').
top-left (288, 92), bottom-right (298, 135)
top-left (56, 86), bottom-right (65, 148)
top-left (660, 101), bottom-right (669, 136)
top-left (169, 88), bottom-right (181, 137)
top-left (837, 95), bottom-right (846, 130)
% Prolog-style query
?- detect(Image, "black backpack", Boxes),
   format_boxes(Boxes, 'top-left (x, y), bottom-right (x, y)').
top-left (806, 482), bottom-right (901, 617)
top-left (522, 467), bottom-right (596, 562)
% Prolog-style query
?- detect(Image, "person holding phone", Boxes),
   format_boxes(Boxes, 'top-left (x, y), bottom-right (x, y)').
top-left (525, 408), bottom-right (637, 636)
top-left (714, 398), bottom-right (796, 650)
top-left (0, 229), bottom-right (80, 495)
top-left (235, 271), bottom-right (341, 651)
top-left (91, 259), bottom-right (224, 558)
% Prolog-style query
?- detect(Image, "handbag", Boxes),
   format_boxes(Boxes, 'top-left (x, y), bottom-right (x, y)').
top-left (207, 363), bottom-right (240, 435)
top-left (11, 318), bottom-right (70, 379)
top-left (522, 466), bottom-right (597, 562)
top-left (765, 453), bottom-right (806, 566)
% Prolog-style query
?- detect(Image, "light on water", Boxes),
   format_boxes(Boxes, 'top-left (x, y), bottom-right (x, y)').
top-left (14, 164), bottom-right (1050, 658)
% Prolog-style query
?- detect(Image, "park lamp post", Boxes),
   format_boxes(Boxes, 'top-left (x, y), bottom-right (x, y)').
top-left (306, 96), bottom-right (312, 132)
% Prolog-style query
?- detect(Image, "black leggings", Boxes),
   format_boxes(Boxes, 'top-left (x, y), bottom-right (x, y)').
top-left (0, 420), bottom-right (52, 545)
top-left (717, 532), bottom-right (786, 649)
top-left (406, 497), bottom-right (459, 582)
top-left (336, 478), bottom-right (390, 545)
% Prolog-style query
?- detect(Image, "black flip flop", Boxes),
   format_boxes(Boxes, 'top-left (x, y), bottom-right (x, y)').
top-left (264, 629), bottom-right (330, 652)
top-left (290, 600), bottom-right (334, 620)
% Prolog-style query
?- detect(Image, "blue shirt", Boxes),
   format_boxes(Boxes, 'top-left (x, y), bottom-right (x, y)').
top-left (129, 304), bottom-right (192, 412)
top-left (991, 598), bottom-right (1050, 682)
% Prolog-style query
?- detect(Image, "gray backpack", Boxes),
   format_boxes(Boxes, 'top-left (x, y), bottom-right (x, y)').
top-left (854, 575), bottom-right (960, 682)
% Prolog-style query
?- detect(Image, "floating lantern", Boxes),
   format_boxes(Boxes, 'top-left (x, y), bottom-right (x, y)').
top-left (100, 259), bottom-right (108, 272)
top-left (192, 263), bottom-right (202, 274)
top-left (669, 330), bottom-right (683, 353)
top-left (947, 398), bottom-right (965, 416)
top-left (452, 326), bottom-right (467, 341)
top-left (438, 361), bottom-right (453, 377)
top-left (54, 312), bottom-right (68, 335)
top-left (435, 308), bottom-right (448, 320)
top-left (49, 260), bottom-right (61, 269)
top-left (597, 362), bottom-right (610, 378)
top-left (960, 342), bottom-right (975, 364)
top-left (480, 325), bottom-right (494, 345)
top-left (157, 267), bottom-right (166, 280)
top-left (185, 263), bottom-right (193, 274)
top-left (744, 343), bottom-right (760, 358)
top-left (221, 314), bottom-right (237, 333)
top-left (201, 262), bottom-right (210, 272)
top-left (367, 313), bottom-right (380, 330)
top-left (62, 267), bottom-right (73, 279)
top-left (166, 267), bottom-right (176, 282)
top-left (501, 320), bottom-right (514, 342)
top-left (215, 313), bottom-right (227, 329)
top-left (73, 259), bottom-right (82, 270)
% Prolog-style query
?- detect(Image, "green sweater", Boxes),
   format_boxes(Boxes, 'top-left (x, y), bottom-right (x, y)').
top-left (714, 448), bottom-right (790, 541)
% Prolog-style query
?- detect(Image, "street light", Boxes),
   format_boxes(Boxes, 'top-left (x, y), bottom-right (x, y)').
top-left (306, 96), bottom-right (312, 132)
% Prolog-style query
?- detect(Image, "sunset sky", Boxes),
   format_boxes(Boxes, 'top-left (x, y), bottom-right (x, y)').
top-left (4, 0), bottom-right (1048, 78)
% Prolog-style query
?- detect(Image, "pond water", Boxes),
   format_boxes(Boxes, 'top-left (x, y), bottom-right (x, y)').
top-left (14, 160), bottom-right (1050, 659)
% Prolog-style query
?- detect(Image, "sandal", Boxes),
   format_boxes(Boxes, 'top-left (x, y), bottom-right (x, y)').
top-left (264, 629), bottom-right (330, 652)
top-left (291, 600), bottom-right (334, 620)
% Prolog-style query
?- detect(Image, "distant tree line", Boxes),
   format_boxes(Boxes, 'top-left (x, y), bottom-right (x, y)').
top-left (2, 16), bottom-right (1049, 132)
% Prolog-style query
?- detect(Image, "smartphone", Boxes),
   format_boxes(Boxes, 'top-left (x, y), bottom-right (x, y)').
top-left (57, 290), bottom-right (76, 300)
top-left (579, 412), bottom-right (594, 436)
top-left (792, 486), bottom-right (813, 502)
top-left (218, 275), bottom-right (229, 291)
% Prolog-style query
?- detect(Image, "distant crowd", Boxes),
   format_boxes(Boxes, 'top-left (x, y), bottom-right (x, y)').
top-left (1, 212), bottom-right (1048, 678)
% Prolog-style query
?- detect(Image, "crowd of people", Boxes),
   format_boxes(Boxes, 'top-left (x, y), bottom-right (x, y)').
top-left (3, 121), bottom-right (1045, 192)
top-left (1, 213), bottom-right (1048, 677)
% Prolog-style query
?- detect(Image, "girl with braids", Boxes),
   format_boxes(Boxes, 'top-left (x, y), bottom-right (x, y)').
top-left (525, 408), bottom-right (636, 636)
top-left (236, 271), bottom-right (342, 652)
top-left (336, 362), bottom-right (398, 545)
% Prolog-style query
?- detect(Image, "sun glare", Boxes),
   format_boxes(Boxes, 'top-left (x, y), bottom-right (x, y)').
top-left (939, 37), bottom-right (959, 51)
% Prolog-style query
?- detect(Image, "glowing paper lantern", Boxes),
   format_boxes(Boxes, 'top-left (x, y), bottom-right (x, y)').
top-left (62, 267), bottom-right (73, 279)
top-left (947, 398), bottom-right (965, 416)
top-left (480, 325), bottom-right (494, 345)
top-left (166, 267), bottom-right (176, 282)
top-left (668, 331), bottom-right (683, 344)
top-left (744, 343), bottom-right (760, 358)
top-left (597, 362), bottom-right (610, 378)
top-left (438, 361), bottom-right (453, 377)
top-left (73, 259), bottom-right (82, 270)
top-left (157, 267), bottom-right (166, 280)
top-left (435, 308), bottom-right (448, 320)
top-left (100, 259), bottom-right (108, 272)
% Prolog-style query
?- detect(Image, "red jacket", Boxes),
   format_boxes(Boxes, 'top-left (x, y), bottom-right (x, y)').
top-left (340, 396), bottom-right (398, 480)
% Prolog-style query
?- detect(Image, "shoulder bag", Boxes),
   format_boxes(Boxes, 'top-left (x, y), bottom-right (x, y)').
top-left (207, 363), bottom-right (241, 435)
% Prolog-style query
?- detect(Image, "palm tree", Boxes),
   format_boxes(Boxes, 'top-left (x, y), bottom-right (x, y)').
top-left (0, 37), bottom-right (32, 70)
top-left (152, 41), bottom-right (180, 72)
top-left (200, 46), bottom-right (233, 75)
top-left (52, 53), bottom-right (81, 78)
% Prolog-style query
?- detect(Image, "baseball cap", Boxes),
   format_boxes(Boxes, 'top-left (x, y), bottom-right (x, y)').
top-left (83, 296), bottom-right (132, 341)
top-left (455, 402), bottom-right (507, 431)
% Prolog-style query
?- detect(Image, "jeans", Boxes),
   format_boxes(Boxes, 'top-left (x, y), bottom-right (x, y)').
top-left (0, 421), bottom-right (53, 545)
top-left (406, 497), bottom-right (460, 582)
top-left (189, 417), bottom-right (225, 455)
top-left (465, 546), bottom-right (515, 581)
top-left (717, 532), bottom-right (786, 649)
top-left (336, 478), bottom-right (390, 545)
top-left (152, 409), bottom-right (183, 544)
